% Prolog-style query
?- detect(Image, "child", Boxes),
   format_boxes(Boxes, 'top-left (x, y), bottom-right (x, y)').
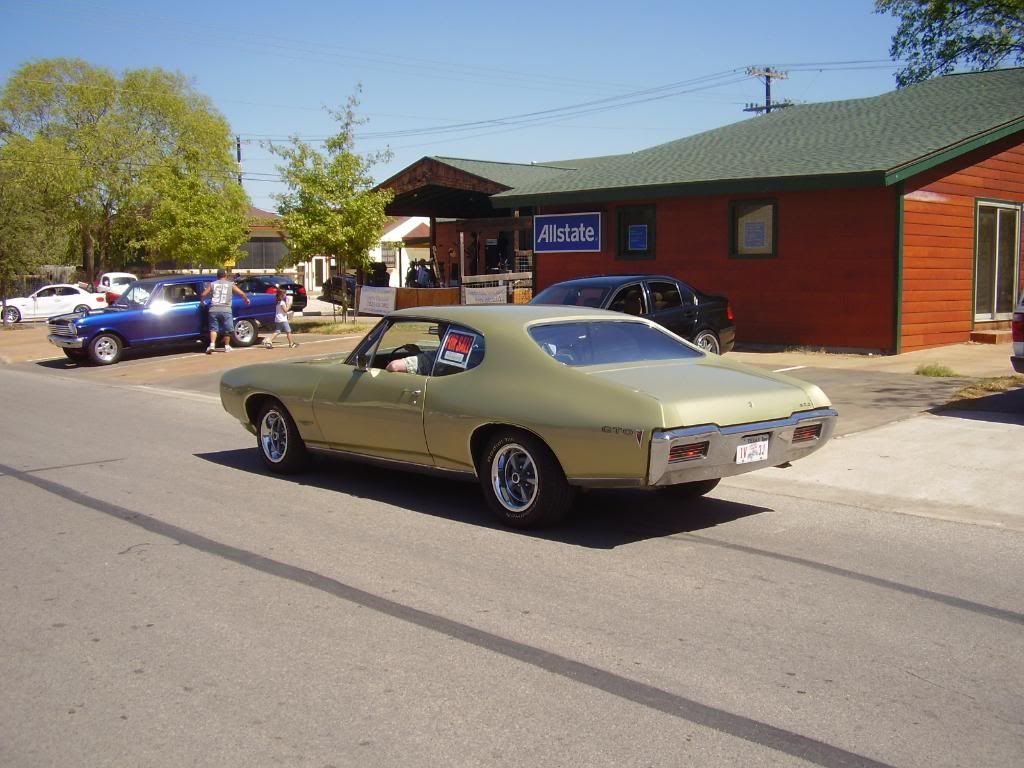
top-left (264, 288), bottom-right (298, 349)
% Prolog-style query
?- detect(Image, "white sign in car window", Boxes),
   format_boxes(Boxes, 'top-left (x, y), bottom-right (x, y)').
top-left (358, 286), bottom-right (397, 314)
top-left (463, 286), bottom-right (506, 305)
top-left (439, 329), bottom-right (478, 369)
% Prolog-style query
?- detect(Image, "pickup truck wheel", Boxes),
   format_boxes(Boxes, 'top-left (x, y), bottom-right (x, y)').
top-left (63, 349), bottom-right (87, 362)
top-left (257, 401), bottom-right (308, 474)
top-left (232, 318), bottom-right (257, 347)
top-left (693, 330), bottom-right (721, 355)
top-left (88, 333), bottom-right (123, 365)
top-left (2, 307), bottom-right (20, 324)
top-left (664, 478), bottom-right (721, 498)
top-left (480, 430), bottom-right (573, 528)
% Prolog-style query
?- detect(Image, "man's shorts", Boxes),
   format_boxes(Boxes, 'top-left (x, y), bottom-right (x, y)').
top-left (275, 320), bottom-right (291, 333)
top-left (210, 312), bottom-right (233, 335)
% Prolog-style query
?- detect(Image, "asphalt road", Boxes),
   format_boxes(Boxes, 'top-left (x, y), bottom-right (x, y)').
top-left (1, 361), bottom-right (1022, 767)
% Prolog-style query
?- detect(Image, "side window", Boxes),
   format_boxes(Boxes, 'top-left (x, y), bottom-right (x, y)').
top-left (374, 320), bottom-right (441, 374)
top-left (434, 325), bottom-right (485, 377)
top-left (57, 287), bottom-right (79, 296)
top-left (36, 287), bottom-right (57, 298)
top-left (647, 281), bottom-right (682, 312)
top-left (608, 284), bottom-right (646, 316)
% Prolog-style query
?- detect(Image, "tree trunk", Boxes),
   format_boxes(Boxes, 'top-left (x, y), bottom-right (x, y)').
top-left (82, 226), bottom-right (96, 286)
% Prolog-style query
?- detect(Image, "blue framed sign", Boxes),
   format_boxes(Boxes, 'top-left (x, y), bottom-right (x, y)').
top-left (627, 224), bottom-right (648, 251)
top-left (534, 212), bottom-right (602, 253)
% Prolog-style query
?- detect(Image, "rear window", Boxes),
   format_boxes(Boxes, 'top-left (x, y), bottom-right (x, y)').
top-left (531, 283), bottom-right (610, 309)
top-left (529, 321), bottom-right (702, 366)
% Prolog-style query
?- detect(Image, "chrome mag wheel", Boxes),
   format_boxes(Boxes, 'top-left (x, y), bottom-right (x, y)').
top-left (259, 408), bottom-right (288, 463)
top-left (490, 442), bottom-right (539, 513)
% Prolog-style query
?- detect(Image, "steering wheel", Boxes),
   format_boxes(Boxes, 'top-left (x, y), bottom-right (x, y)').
top-left (391, 343), bottom-right (421, 357)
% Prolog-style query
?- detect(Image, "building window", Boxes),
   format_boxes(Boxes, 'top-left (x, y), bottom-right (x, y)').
top-left (731, 200), bottom-right (777, 258)
top-left (616, 205), bottom-right (656, 260)
top-left (381, 243), bottom-right (398, 269)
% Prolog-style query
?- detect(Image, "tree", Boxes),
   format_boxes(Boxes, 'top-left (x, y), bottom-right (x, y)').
top-left (0, 135), bottom-right (75, 318)
top-left (0, 58), bottom-right (247, 280)
top-left (877, 0), bottom-right (1024, 86)
top-left (269, 90), bottom-right (394, 320)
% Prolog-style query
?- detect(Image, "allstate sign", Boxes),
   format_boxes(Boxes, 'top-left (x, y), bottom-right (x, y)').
top-left (534, 212), bottom-right (601, 253)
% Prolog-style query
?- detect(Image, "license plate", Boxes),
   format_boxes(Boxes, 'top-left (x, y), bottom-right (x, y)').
top-left (736, 434), bottom-right (769, 464)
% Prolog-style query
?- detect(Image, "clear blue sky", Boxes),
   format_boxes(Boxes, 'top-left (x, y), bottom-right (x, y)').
top-left (0, 0), bottom-right (902, 211)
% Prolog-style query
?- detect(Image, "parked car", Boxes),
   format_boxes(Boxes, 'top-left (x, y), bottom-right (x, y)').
top-left (235, 274), bottom-right (308, 312)
top-left (2, 284), bottom-right (107, 324)
top-left (531, 274), bottom-right (736, 354)
top-left (220, 304), bottom-right (836, 528)
top-left (95, 271), bottom-right (138, 304)
top-left (46, 275), bottom-right (277, 365)
top-left (321, 275), bottom-right (357, 305)
top-left (1012, 295), bottom-right (1023, 373)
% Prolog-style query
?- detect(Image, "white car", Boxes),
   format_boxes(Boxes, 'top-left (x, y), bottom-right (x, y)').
top-left (1012, 294), bottom-right (1023, 374)
top-left (96, 271), bottom-right (138, 303)
top-left (1, 284), bottom-right (107, 323)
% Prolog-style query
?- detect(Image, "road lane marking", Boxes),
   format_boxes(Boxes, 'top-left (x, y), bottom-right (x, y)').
top-left (2, 459), bottom-right (898, 768)
top-left (772, 365), bottom-right (806, 373)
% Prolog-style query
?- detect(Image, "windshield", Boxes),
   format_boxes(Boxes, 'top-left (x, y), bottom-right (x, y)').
top-left (114, 282), bottom-right (156, 307)
top-left (529, 320), bottom-right (702, 366)
top-left (531, 283), bottom-right (610, 309)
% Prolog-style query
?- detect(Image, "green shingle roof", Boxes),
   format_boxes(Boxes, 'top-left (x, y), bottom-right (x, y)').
top-left (491, 68), bottom-right (1024, 206)
top-left (430, 156), bottom-right (575, 189)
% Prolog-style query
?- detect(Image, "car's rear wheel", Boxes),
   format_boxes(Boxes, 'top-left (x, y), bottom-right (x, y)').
top-left (664, 478), bottom-right (721, 498)
top-left (479, 430), bottom-right (573, 528)
top-left (73, 304), bottom-right (90, 313)
top-left (232, 318), bottom-right (257, 347)
top-left (2, 306), bottom-right (20, 324)
top-left (88, 333), bottom-right (123, 365)
top-left (693, 329), bottom-right (721, 355)
top-left (63, 348), bottom-right (87, 362)
top-left (257, 401), bottom-right (308, 474)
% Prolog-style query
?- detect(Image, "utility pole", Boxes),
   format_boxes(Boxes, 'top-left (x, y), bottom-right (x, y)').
top-left (744, 67), bottom-right (793, 115)
top-left (235, 135), bottom-right (242, 185)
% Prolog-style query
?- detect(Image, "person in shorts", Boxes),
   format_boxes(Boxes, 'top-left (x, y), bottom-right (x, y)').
top-left (264, 287), bottom-right (298, 349)
top-left (200, 268), bottom-right (250, 353)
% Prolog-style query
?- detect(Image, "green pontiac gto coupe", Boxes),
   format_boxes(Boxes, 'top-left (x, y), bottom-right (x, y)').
top-left (220, 304), bottom-right (837, 528)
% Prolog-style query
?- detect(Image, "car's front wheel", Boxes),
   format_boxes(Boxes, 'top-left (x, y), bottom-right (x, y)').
top-left (2, 306), bottom-right (20, 324)
top-left (693, 329), bottom-right (721, 355)
top-left (232, 318), bottom-right (257, 347)
top-left (257, 401), bottom-right (308, 474)
top-left (88, 333), bottom-right (123, 365)
top-left (479, 430), bottom-right (573, 528)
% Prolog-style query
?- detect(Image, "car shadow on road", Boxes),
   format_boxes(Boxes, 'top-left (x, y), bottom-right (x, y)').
top-left (33, 343), bottom-right (210, 369)
top-left (195, 448), bottom-right (771, 549)
top-left (929, 387), bottom-right (1024, 425)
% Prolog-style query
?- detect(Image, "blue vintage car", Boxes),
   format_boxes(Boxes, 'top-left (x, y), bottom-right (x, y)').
top-left (46, 275), bottom-right (277, 364)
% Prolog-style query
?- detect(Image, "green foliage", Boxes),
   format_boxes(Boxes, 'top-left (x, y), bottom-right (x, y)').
top-left (876, 0), bottom-right (1024, 85)
top-left (0, 57), bottom-right (249, 279)
top-left (269, 88), bottom-right (394, 314)
top-left (915, 362), bottom-right (959, 377)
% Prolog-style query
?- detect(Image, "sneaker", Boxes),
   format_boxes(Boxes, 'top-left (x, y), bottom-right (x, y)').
top-left (264, 340), bottom-right (273, 349)
top-left (289, 342), bottom-right (299, 348)
top-left (223, 345), bottom-right (232, 353)
top-left (205, 345), bottom-right (214, 354)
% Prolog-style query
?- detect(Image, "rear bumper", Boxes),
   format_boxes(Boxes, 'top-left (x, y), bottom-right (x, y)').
top-left (47, 334), bottom-right (85, 349)
top-left (648, 407), bottom-right (838, 486)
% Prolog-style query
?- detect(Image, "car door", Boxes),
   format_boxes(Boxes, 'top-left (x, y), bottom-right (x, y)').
top-left (606, 282), bottom-right (647, 318)
top-left (311, 319), bottom-right (434, 463)
top-left (149, 283), bottom-right (204, 341)
top-left (54, 286), bottom-right (83, 314)
top-left (29, 287), bottom-right (61, 319)
top-left (645, 279), bottom-right (699, 339)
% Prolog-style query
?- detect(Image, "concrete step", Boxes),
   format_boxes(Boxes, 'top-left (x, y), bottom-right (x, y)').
top-left (970, 329), bottom-right (1013, 344)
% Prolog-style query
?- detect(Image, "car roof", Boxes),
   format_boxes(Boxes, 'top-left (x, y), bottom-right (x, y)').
top-left (390, 303), bottom-right (638, 336)
top-left (543, 274), bottom-right (679, 287)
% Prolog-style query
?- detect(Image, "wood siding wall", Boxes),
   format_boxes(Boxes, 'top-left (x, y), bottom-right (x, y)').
top-left (536, 187), bottom-right (898, 351)
top-left (901, 136), bottom-right (1024, 351)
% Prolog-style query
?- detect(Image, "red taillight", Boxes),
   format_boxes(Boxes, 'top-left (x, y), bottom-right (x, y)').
top-left (668, 442), bottom-right (709, 463)
top-left (793, 424), bottom-right (822, 443)
top-left (1012, 312), bottom-right (1023, 343)
top-left (298, 286), bottom-right (306, 294)
top-left (99, 294), bottom-right (109, 303)
top-left (726, 302), bottom-right (735, 322)
top-left (266, 287), bottom-right (277, 294)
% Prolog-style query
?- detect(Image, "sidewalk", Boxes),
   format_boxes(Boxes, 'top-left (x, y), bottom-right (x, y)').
top-left (730, 341), bottom-right (1015, 379)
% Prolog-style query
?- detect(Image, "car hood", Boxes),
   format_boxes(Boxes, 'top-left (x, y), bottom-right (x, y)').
top-left (583, 357), bottom-right (830, 428)
top-left (4, 297), bottom-right (30, 309)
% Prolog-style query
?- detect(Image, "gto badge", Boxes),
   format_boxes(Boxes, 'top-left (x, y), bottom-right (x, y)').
top-left (602, 426), bottom-right (645, 448)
